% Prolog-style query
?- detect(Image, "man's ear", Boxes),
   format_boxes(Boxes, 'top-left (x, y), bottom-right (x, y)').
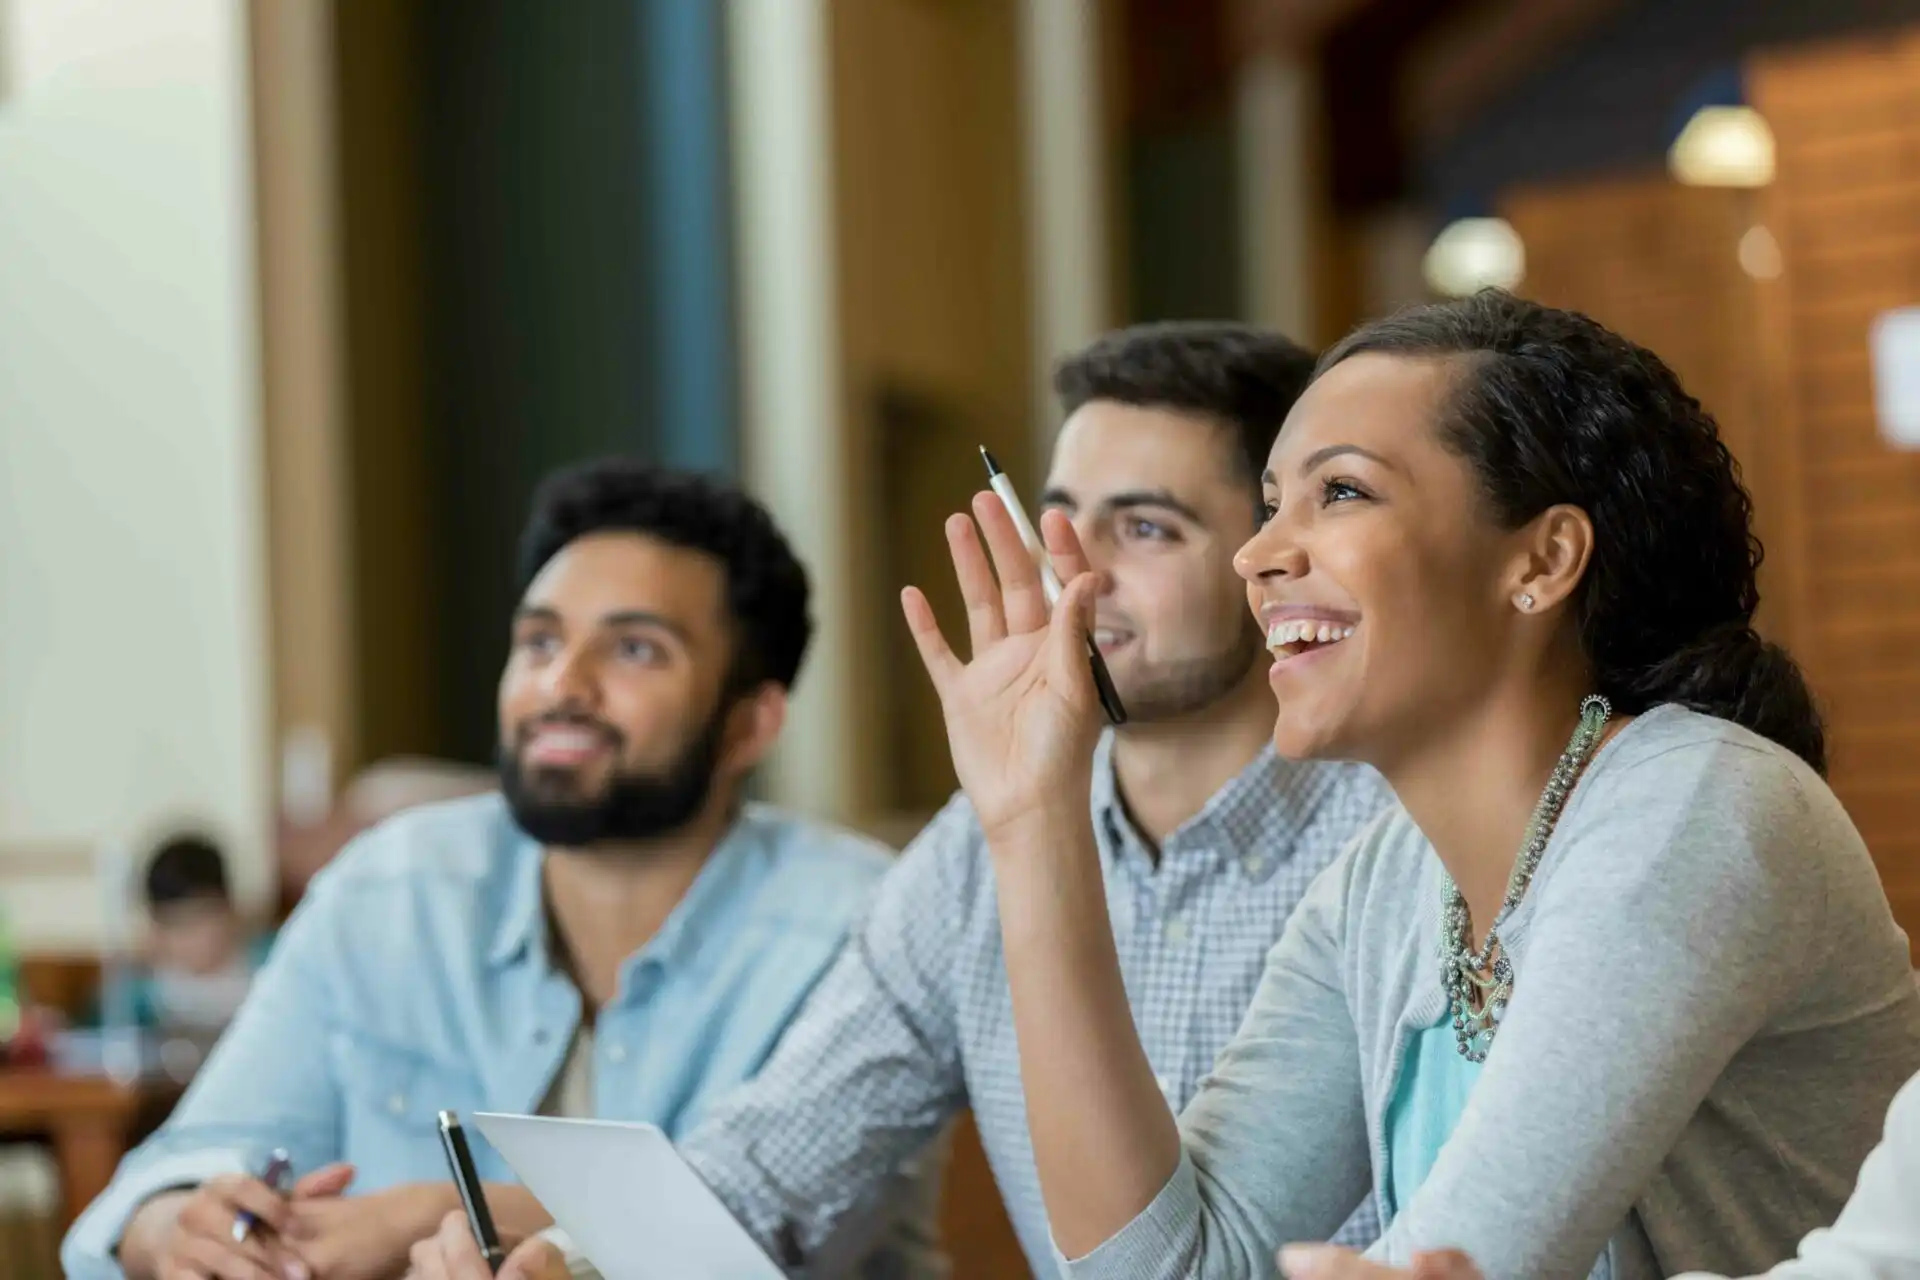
top-left (718, 681), bottom-right (788, 777)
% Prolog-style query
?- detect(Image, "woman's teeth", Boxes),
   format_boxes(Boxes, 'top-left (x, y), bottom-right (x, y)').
top-left (1265, 620), bottom-right (1356, 653)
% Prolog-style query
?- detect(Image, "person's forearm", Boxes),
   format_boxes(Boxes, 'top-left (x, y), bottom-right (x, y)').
top-left (989, 810), bottom-right (1182, 1259)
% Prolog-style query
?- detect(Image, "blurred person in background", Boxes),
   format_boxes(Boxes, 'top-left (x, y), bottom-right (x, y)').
top-left (410, 323), bottom-right (1394, 1280)
top-left (99, 833), bottom-right (273, 1041)
top-left (62, 460), bottom-right (894, 1280)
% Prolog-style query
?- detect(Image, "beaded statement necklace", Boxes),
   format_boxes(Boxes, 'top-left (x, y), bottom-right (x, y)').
top-left (1439, 694), bottom-right (1611, 1062)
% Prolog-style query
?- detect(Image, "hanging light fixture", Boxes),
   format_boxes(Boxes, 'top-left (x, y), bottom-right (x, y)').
top-left (1667, 67), bottom-right (1775, 189)
top-left (1670, 105), bottom-right (1776, 188)
top-left (1422, 217), bottom-right (1525, 297)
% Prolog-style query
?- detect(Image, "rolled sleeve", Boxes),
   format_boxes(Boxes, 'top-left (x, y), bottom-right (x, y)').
top-left (1056, 1153), bottom-right (1205, 1280)
top-left (678, 796), bottom-right (975, 1274)
top-left (62, 1147), bottom-right (254, 1279)
top-left (61, 862), bottom-right (357, 1278)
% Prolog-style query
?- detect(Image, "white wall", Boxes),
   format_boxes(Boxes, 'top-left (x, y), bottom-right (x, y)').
top-left (0, 0), bottom-right (271, 948)
top-left (1020, 0), bottom-right (1111, 461)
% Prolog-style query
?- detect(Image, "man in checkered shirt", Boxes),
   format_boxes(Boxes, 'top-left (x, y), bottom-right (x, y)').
top-left (413, 323), bottom-right (1391, 1280)
top-left (679, 323), bottom-right (1393, 1279)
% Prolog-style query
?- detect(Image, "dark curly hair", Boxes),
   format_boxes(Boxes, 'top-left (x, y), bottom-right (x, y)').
top-left (518, 459), bottom-right (812, 694)
top-left (1321, 290), bottom-right (1825, 774)
top-left (1054, 321), bottom-right (1318, 495)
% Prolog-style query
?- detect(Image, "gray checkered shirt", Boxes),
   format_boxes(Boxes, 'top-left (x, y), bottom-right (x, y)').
top-left (680, 737), bottom-right (1393, 1277)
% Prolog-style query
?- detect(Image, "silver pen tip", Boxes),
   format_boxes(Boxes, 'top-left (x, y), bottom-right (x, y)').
top-left (979, 446), bottom-right (1002, 477)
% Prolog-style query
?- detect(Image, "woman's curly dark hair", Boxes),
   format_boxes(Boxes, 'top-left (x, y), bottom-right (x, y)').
top-left (1320, 290), bottom-right (1825, 773)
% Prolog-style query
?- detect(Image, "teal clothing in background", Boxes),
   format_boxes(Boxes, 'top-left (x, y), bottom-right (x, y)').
top-left (92, 933), bottom-right (276, 1031)
top-left (1384, 1012), bottom-right (1483, 1220)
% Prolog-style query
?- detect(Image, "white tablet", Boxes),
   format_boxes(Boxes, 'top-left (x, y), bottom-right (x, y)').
top-left (472, 1112), bottom-right (786, 1280)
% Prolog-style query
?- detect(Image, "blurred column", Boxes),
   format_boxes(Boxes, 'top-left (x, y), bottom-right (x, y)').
top-left (1019, 0), bottom-right (1112, 457)
top-left (250, 0), bottom-right (359, 806)
top-left (1236, 51), bottom-right (1317, 344)
top-left (725, 0), bottom-right (857, 821)
top-left (641, 0), bottom-right (735, 474)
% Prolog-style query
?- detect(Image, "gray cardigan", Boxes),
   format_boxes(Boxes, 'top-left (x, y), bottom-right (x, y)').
top-left (1064, 706), bottom-right (1920, 1280)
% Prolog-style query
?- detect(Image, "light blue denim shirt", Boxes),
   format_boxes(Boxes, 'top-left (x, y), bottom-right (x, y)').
top-left (63, 793), bottom-right (893, 1279)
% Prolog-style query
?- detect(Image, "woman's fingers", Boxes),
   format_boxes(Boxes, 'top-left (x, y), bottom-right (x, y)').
top-left (1039, 508), bottom-right (1095, 584)
top-left (947, 511), bottom-right (1007, 656)
top-left (1044, 572), bottom-right (1103, 701)
top-left (1277, 1244), bottom-right (1394, 1280)
top-left (972, 492), bottom-right (1050, 635)
top-left (1044, 575), bottom-right (1105, 706)
top-left (909, 496), bottom-right (1083, 703)
top-left (901, 586), bottom-right (962, 695)
top-left (1275, 1245), bottom-right (1481, 1280)
top-left (1410, 1250), bottom-right (1483, 1280)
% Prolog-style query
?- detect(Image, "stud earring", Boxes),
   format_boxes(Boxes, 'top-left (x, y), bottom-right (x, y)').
top-left (1517, 593), bottom-right (1535, 611)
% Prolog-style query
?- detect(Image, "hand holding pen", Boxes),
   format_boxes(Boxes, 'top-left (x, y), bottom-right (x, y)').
top-left (117, 1148), bottom-right (350, 1280)
top-left (232, 1148), bottom-right (293, 1244)
top-left (900, 465), bottom-right (1113, 843)
top-left (981, 448), bottom-right (1127, 727)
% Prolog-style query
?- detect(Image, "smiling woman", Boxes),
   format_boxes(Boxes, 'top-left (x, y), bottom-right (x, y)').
top-left (907, 290), bottom-right (1920, 1280)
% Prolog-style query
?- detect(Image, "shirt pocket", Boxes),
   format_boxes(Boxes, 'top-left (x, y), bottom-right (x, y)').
top-left (327, 1030), bottom-right (508, 1188)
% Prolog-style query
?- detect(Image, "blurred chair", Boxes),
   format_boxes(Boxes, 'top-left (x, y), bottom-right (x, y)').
top-left (941, 1114), bottom-right (1031, 1279)
top-left (0, 1144), bottom-right (60, 1280)
top-left (342, 756), bottom-right (500, 818)
top-left (278, 757), bottom-right (495, 913)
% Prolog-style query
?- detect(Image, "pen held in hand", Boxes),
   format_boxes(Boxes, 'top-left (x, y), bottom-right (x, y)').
top-left (439, 1111), bottom-right (507, 1274)
top-left (231, 1148), bottom-right (292, 1243)
top-left (979, 446), bottom-right (1128, 726)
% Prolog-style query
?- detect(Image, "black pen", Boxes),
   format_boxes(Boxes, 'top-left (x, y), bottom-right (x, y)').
top-left (979, 447), bottom-right (1127, 725)
top-left (438, 1111), bottom-right (506, 1273)
top-left (231, 1148), bottom-right (292, 1243)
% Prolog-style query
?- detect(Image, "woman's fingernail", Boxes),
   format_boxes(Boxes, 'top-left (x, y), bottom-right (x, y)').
top-left (1280, 1245), bottom-right (1324, 1277)
top-left (283, 1263), bottom-right (310, 1280)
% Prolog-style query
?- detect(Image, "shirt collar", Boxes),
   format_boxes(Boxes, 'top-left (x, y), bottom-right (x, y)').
top-left (1092, 731), bottom-right (1345, 880)
top-left (488, 820), bottom-right (548, 968)
top-left (486, 808), bottom-right (763, 975)
top-left (634, 809), bottom-right (760, 972)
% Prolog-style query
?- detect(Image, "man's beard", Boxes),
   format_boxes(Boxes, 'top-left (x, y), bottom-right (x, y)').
top-left (498, 709), bottom-right (727, 848)
top-left (1115, 612), bottom-right (1267, 722)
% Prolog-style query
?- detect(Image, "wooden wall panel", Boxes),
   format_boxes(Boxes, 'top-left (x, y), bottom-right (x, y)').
top-left (829, 5), bottom-right (1035, 1273)
top-left (1501, 41), bottom-right (1920, 957)
top-left (1501, 177), bottom-right (1791, 637)
top-left (1752, 30), bottom-right (1920, 956)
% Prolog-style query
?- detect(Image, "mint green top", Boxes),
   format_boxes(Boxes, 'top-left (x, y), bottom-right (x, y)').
top-left (1384, 1014), bottom-right (1482, 1220)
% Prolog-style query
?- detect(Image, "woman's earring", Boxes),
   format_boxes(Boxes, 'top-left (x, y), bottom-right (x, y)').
top-left (1517, 593), bottom-right (1535, 611)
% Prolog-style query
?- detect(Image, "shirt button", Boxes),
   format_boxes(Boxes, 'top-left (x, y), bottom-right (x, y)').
top-left (605, 1043), bottom-right (628, 1064)
top-left (1164, 916), bottom-right (1190, 945)
top-left (1243, 855), bottom-right (1267, 877)
top-left (386, 1094), bottom-right (407, 1116)
top-left (1154, 1073), bottom-right (1174, 1096)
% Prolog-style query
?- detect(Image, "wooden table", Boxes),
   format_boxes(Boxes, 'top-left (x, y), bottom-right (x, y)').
top-left (0, 1068), bottom-right (145, 1228)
